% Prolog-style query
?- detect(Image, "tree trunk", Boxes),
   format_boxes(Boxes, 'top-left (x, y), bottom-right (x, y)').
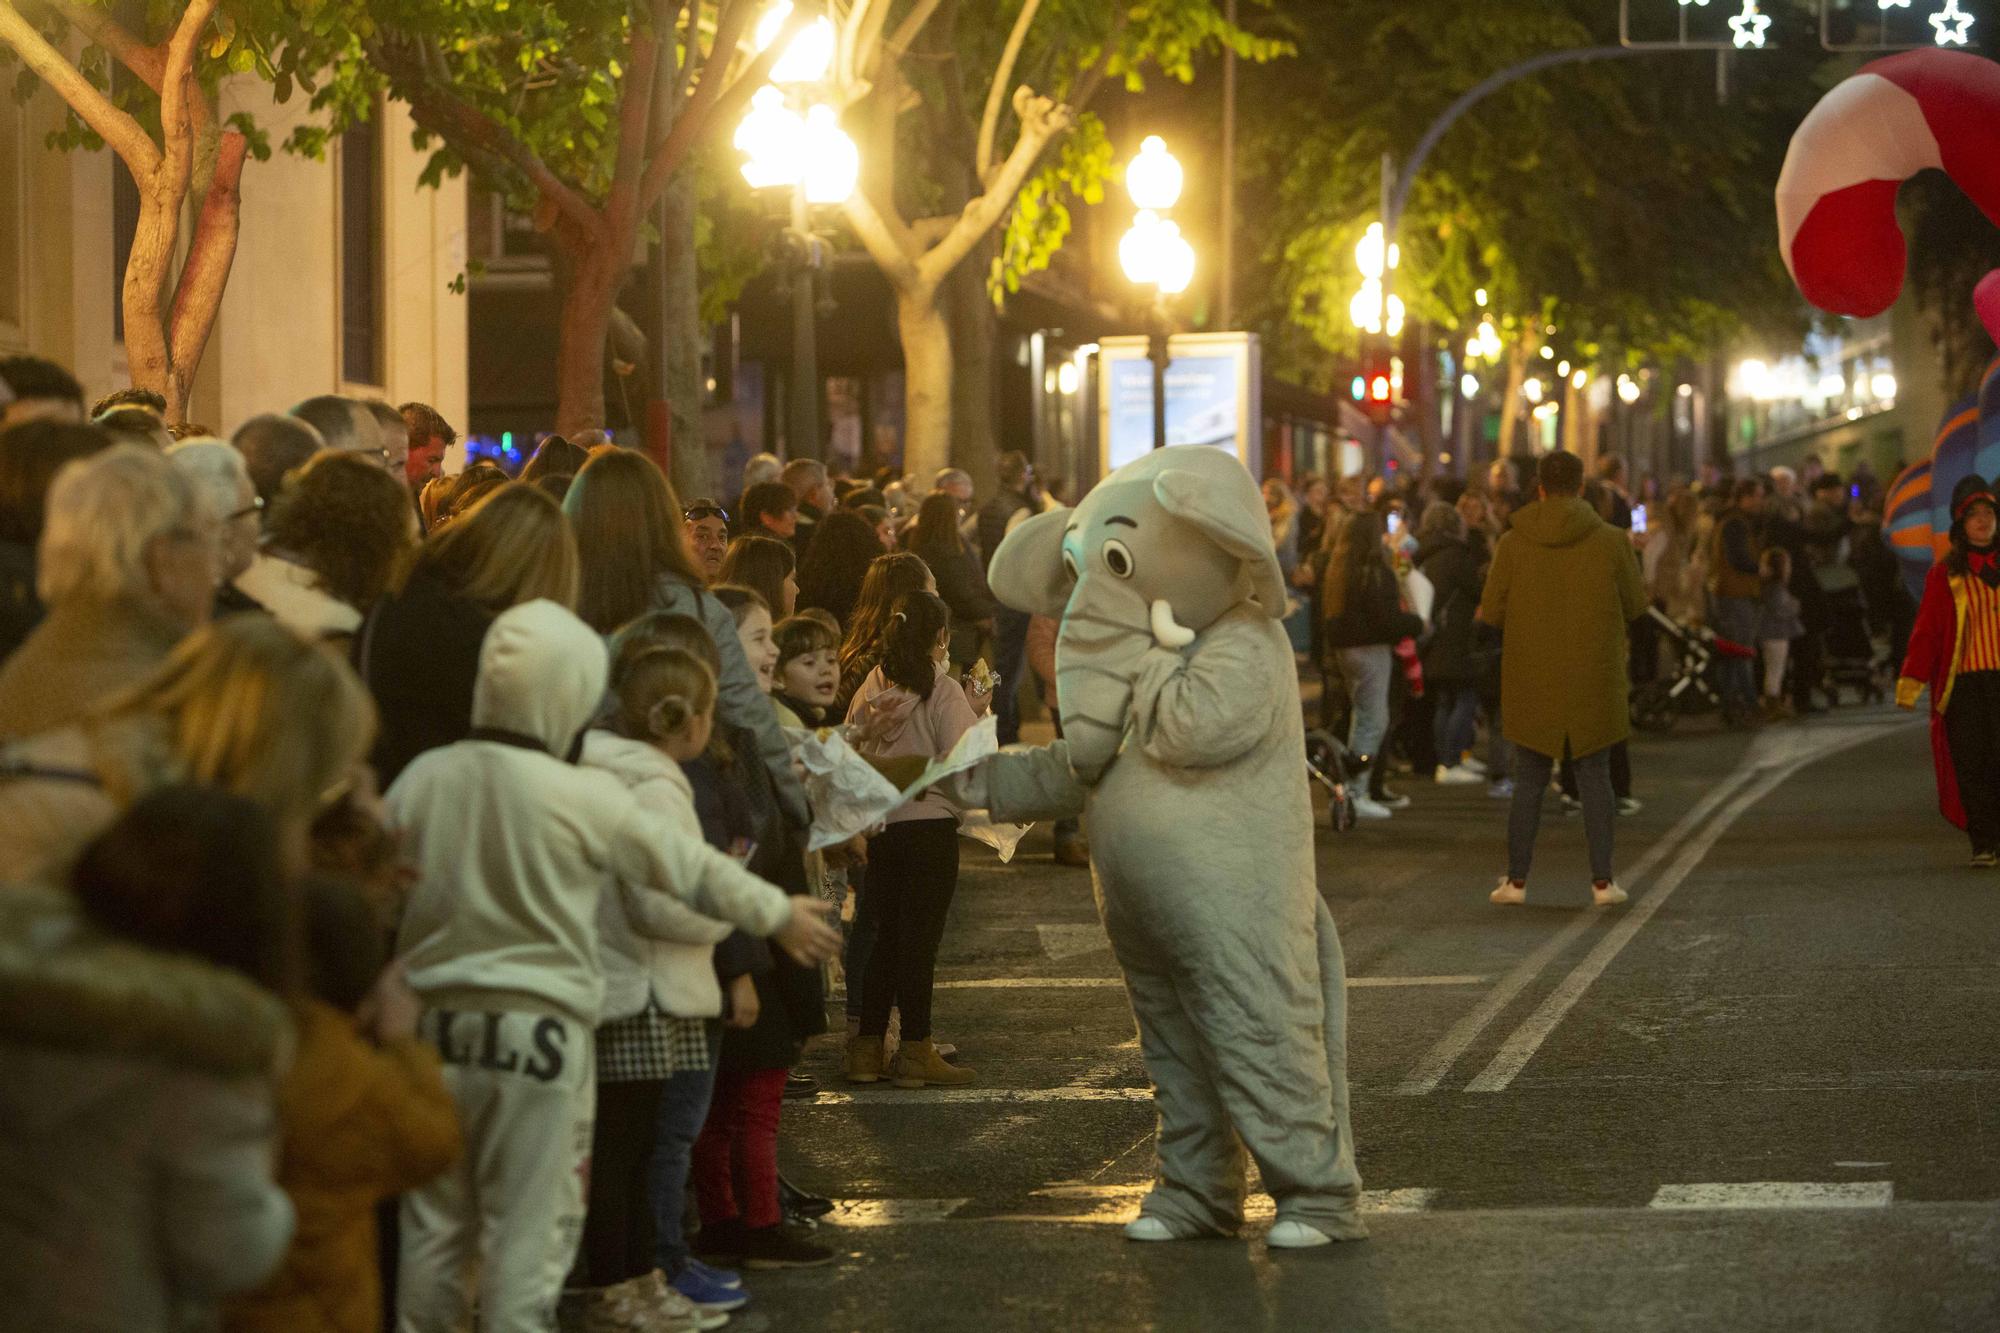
top-left (658, 171), bottom-right (710, 499)
top-left (945, 250), bottom-right (998, 486)
top-left (123, 188), bottom-right (179, 419)
top-left (1497, 333), bottom-right (1533, 460)
top-left (898, 287), bottom-right (953, 482)
top-left (553, 234), bottom-right (621, 437)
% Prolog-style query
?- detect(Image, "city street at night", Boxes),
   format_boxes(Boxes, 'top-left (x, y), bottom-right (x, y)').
top-left (758, 713), bottom-right (2000, 1332)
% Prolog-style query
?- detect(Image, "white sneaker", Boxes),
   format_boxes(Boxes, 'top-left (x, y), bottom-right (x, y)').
top-left (1351, 794), bottom-right (1394, 820)
top-left (1266, 1219), bottom-right (1335, 1249)
top-left (1434, 764), bottom-right (1484, 786)
top-left (1125, 1215), bottom-right (1194, 1242)
top-left (1461, 755), bottom-right (1489, 775)
top-left (1490, 877), bottom-right (1526, 905)
top-left (1617, 797), bottom-right (1643, 817)
top-left (1591, 881), bottom-right (1628, 906)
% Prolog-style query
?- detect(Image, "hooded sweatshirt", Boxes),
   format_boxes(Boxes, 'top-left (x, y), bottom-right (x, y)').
top-left (844, 660), bottom-right (978, 825)
top-left (0, 887), bottom-right (295, 1333)
top-left (386, 600), bottom-right (792, 1026)
top-left (1478, 496), bottom-right (1646, 759)
top-left (580, 731), bottom-right (732, 1021)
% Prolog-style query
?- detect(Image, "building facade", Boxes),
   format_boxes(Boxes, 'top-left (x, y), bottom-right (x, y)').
top-left (1, 75), bottom-right (466, 431)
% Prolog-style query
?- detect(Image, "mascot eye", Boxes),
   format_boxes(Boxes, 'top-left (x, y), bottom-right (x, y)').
top-left (1062, 549), bottom-right (1079, 581)
top-left (1102, 539), bottom-right (1135, 580)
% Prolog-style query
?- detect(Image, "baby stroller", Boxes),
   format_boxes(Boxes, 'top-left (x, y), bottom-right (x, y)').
top-left (1821, 586), bottom-right (1886, 705)
top-left (1305, 729), bottom-right (1359, 833)
top-left (1630, 605), bottom-right (1758, 731)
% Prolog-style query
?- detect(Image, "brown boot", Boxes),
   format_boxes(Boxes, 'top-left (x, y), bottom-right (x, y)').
top-left (1053, 834), bottom-right (1090, 868)
top-left (889, 1038), bottom-right (975, 1089)
top-left (844, 1034), bottom-right (885, 1084)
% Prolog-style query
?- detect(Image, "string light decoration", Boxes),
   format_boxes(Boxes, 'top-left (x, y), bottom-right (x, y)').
top-left (1930, 0), bottom-right (1975, 45)
top-left (1729, 0), bottom-right (1772, 48)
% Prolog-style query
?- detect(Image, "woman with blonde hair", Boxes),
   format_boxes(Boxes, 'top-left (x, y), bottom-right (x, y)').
top-left (0, 614), bottom-right (375, 884)
top-left (565, 447), bottom-right (806, 826)
top-left (356, 481), bottom-right (580, 785)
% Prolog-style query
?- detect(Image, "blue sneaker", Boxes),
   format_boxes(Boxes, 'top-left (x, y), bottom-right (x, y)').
top-left (684, 1258), bottom-right (742, 1290)
top-left (670, 1265), bottom-right (750, 1312)
top-left (1486, 778), bottom-right (1515, 800)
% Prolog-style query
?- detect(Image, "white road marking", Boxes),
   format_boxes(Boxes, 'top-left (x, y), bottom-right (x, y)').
top-left (1465, 723), bottom-right (1907, 1094)
top-left (936, 974), bottom-right (1486, 991)
top-left (1391, 764), bottom-right (1763, 1097)
top-left (820, 1198), bottom-right (971, 1227)
top-left (810, 1086), bottom-right (1157, 1107)
top-left (1835, 1161), bottom-right (1891, 1169)
top-left (1649, 1181), bottom-right (1893, 1210)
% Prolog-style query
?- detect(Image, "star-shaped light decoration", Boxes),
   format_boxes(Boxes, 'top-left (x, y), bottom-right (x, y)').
top-left (1678, 0), bottom-right (1711, 7)
top-left (1729, 0), bottom-right (1772, 47)
top-left (1931, 0), bottom-right (1976, 45)
top-left (1878, 0), bottom-right (1912, 10)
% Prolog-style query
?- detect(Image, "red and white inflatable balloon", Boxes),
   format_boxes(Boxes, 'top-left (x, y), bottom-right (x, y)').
top-left (1777, 49), bottom-right (2000, 343)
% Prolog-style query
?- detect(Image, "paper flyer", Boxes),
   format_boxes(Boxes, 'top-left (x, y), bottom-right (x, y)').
top-left (786, 716), bottom-right (1030, 858)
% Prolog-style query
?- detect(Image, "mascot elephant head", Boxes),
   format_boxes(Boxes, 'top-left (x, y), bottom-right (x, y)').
top-left (988, 447), bottom-right (1284, 785)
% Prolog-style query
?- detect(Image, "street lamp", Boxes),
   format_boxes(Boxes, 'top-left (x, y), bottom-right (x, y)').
top-left (1119, 136), bottom-right (1195, 450)
top-left (735, 7), bottom-right (858, 463)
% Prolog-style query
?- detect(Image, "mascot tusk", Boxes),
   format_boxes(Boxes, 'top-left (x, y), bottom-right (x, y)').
top-left (1150, 599), bottom-right (1196, 649)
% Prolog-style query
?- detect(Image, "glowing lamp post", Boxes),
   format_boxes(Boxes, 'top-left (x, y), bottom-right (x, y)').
top-left (1119, 137), bottom-right (1195, 450)
top-left (735, 4), bottom-right (856, 461)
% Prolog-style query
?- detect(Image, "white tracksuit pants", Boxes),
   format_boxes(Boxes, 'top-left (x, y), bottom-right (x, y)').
top-left (398, 1006), bottom-right (596, 1333)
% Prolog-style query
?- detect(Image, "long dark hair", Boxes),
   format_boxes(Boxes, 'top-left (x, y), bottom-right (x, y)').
top-left (839, 551), bottom-right (933, 707)
top-left (520, 434), bottom-right (589, 485)
top-left (1322, 510), bottom-right (1388, 621)
top-left (719, 534), bottom-right (796, 617)
top-left (564, 448), bottom-right (704, 632)
top-left (798, 509), bottom-right (884, 624)
top-left (880, 590), bottom-right (950, 700)
top-left (907, 491), bottom-right (964, 564)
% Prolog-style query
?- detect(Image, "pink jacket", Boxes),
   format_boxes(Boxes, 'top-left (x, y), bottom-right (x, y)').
top-left (845, 661), bottom-right (979, 825)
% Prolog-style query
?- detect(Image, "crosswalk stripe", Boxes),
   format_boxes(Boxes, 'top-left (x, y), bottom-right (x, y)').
top-left (1648, 1181), bottom-right (1894, 1210)
top-left (933, 975), bottom-right (1487, 991)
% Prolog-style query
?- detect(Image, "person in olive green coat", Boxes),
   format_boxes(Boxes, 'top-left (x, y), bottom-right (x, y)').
top-left (1478, 451), bottom-right (1646, 907)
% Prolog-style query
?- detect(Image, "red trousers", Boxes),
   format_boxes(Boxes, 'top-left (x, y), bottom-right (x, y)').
top-left (691, 1067), bottom-right (787, 1229)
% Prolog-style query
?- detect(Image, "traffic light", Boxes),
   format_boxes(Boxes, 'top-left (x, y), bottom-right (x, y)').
top-left (1360, 353), bottom-right (1396, 426)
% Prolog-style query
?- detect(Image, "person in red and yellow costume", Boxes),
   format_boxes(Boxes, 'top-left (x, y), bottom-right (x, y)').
top-left (1899, 474), bottom-right (2000, 865)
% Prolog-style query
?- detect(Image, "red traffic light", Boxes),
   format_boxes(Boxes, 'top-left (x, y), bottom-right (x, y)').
top-left (1360, 356), bottom-right (1396, 426)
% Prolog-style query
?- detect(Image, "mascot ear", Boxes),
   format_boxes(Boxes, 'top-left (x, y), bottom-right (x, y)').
top-left (1154, 467), bottom-right (1287, 617)
top-left (988, 506), bottom-right (1074, 618)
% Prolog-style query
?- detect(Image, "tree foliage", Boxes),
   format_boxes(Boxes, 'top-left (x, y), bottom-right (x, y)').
top-left (1238, 0), bottom-right (1825, 389)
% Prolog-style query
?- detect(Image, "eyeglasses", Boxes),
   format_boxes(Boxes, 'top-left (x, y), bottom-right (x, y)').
top-left (684, 504), bottom-right (730, 524)
top-left (226, 496), bottom-right (264, 523)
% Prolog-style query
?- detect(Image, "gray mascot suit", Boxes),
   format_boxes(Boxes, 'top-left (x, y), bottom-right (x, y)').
top-left (975, 446), bottom-right (1365, 1243)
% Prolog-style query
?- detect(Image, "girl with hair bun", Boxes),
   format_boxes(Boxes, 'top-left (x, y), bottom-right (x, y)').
top-left (841, 590), bottom-right (993, 1090)
top-left (578, 644), bottom-right (766, 1309)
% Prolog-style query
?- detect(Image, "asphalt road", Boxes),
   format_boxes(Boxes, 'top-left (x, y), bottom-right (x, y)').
top-left (739, 707), bottom-right (2000, 1332)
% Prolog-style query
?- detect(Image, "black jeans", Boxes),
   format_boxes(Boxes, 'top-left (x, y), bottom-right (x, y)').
top-left (1946, 671), bottom-right (2000, 854)
top-left (1560, 739), bottom-right (1631, 801)
top-left (991, 609), bottom-right (1033, 745)
top-left (580, 1077), bottom-right (666, 1285)
top-left (858, 818), bottom-right (961, 1042)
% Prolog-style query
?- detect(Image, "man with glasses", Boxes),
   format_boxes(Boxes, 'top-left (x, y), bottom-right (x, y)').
top-left (685, 500), bottom-right (731, 582)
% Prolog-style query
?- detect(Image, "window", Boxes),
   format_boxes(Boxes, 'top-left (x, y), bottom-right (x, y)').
top-left (337, 118), bottom-right (385, 386)
top-left (0, 99), bottom-right (22, 341)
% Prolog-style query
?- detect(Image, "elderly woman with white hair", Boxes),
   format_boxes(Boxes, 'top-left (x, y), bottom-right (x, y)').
top-left (0, 444), bottom-right (217, 740)
top-left (166, 438), bottom-right (262, 608)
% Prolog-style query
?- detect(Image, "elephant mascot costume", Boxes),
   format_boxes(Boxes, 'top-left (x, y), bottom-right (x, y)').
top-left (971, 445), bottom-right (1365, 1248)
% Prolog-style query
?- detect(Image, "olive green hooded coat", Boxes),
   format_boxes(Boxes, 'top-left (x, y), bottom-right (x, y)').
top-left (1479, 496), bottom-right (1647, 760)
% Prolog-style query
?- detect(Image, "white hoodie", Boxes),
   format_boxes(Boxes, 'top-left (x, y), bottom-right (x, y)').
top-left (386, 600), bottom-right (791, 1026)
top-left (581, 731), bottom-right (730, 1021)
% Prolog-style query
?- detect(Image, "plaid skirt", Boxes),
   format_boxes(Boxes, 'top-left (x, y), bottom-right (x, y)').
top-left (595, 1005), bottom-right (712, 1084)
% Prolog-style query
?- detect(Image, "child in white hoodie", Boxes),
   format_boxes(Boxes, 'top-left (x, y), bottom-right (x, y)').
top-left (385, 600), bottom-right (837, 1333)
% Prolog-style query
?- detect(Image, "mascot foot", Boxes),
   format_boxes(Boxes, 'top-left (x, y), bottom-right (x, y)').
top-left (1265, 1220), bottom-right (1335, 1250)
top-left (1124, 1216), bottom-right (1201, 1243)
